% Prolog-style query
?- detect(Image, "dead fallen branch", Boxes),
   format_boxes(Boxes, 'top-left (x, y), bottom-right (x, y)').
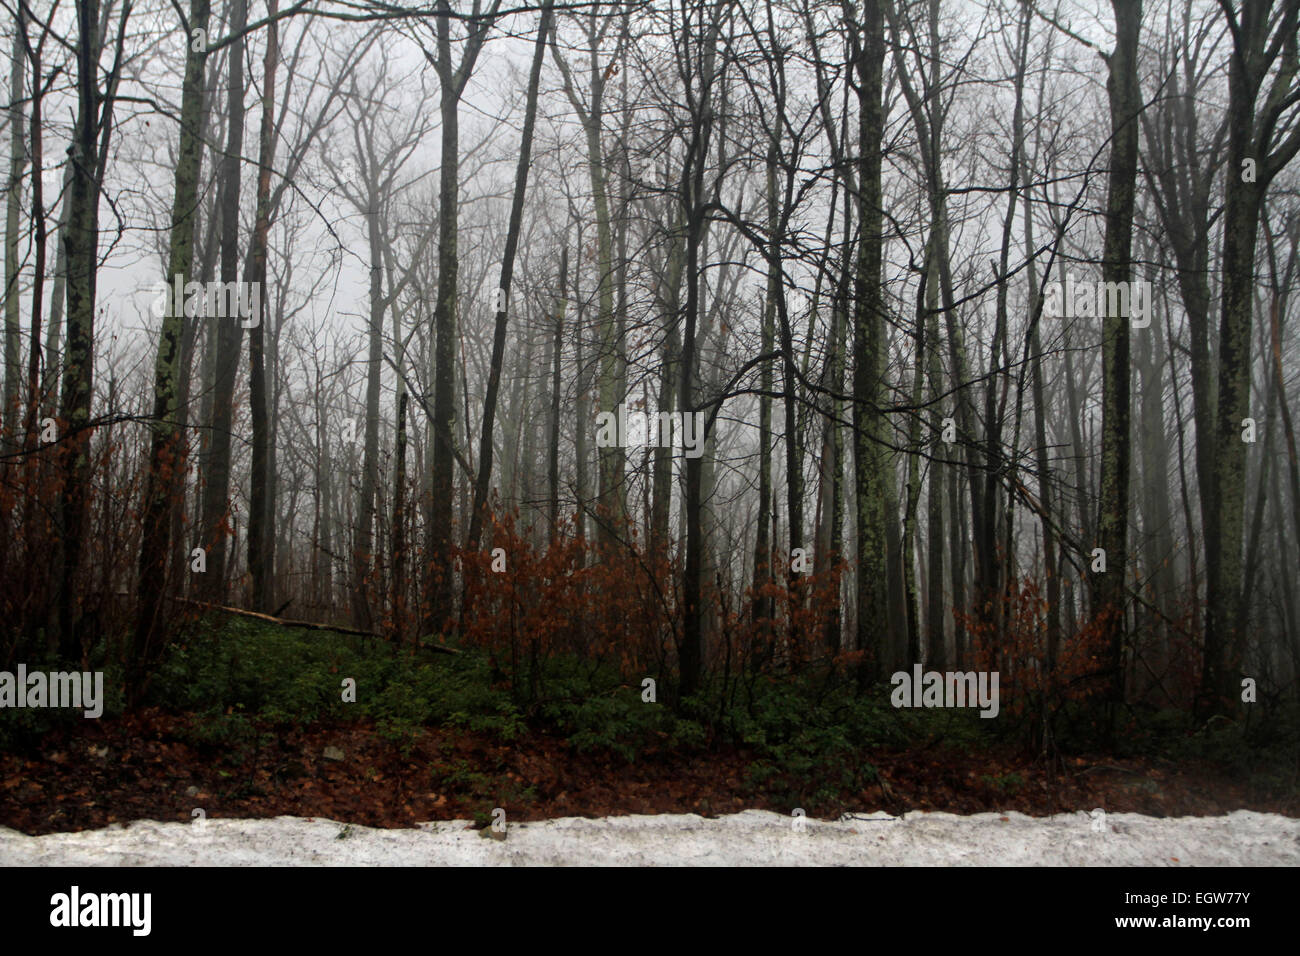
top-left (171, 598), bottom-right (461, 654)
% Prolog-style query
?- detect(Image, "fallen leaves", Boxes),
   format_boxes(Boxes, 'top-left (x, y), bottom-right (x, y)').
top-left (0, 709), bottom-right (1292, 836)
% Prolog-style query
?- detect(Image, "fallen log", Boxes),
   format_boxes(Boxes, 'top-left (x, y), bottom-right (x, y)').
top-left (170, 597), bottom-right (461, 654)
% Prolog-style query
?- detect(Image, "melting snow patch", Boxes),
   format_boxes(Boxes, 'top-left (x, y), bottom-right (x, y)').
top-left (1, 810), bottom-right (1296, 866)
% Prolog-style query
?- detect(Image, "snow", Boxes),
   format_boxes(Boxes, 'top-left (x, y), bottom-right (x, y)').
top-left (3, 809), bottom-right (1297, 865)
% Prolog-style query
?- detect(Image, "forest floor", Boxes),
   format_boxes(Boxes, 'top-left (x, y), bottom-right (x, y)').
top-left (1, 709), bottom-right (1296, 838)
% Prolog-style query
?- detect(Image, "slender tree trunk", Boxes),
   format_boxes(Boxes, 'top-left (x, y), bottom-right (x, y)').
top-left (392, 389), bottom-right (408, 639)
top-left (652, 203), bottom-right (684, 554)
top-left (55, 0), bottom-right (110, 660)
top-left (752, 155), bottom-right (775, 634)
top-left (903, 247), bottom-right (928, 666)
top-left (248, 0), bottom-right (278, 613)
top-left (467, 0), bottom-right (553, 552)
top-left (1023, 184), bottom-right (1060, 679)
top-left (1095, 0), bottom-right (1141, 711)
top-left (131, 0), bottom-right (212, 695)
top-left (427, 24), bottom-right (462, 635)
top-left (852, 0), bottom-right (888, 680)
top-left (200, 0), bottom-right (248, 601)
top-left (42, 161), bottom-right (73, 416)
top-left (918, 229), bottom-right (945, 670)
top-left (21, 24), bottom-right (46, 449)
top-left (586, 83), bottom-right (622, 550)
top-left (3, 10), bottom-right (27, 434)
top-left (677, 5), bottom-right (721, 701)
top-left (573, 253), bottom-right (588, 545)
top-left (425, 0), bottom-right (497, 632)
top-left (548, 246), bottom-right (567, 540)
top-left (352, 186), bottom-right (384, 629)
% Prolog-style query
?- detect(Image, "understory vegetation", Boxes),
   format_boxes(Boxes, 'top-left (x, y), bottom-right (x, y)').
top-left (5, 614), bottom-right (1295, 819)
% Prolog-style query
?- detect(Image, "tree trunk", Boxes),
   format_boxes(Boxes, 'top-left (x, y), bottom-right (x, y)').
top-left (852, 0), bottom-right (888, 680)
top-left (1201, 0), bottom-right (1300, 717)
top-left (548, 246), bottom-right (567, 540)
top-left (677, 5), bottom-right (721, 701)
top-left (752, 154), bottom-right (775, 634)
top-left (199, 0), bottom-right (248, 602)
top-left (248, 0), bottom-right (278, 613)
top-left (131, 0), bottom-right (212, 696)
top-left (425, 0), bottom-right (497, 633)
top-left (55, 0), bottom-right (109, 660)
top-left (1095, 0), bottom-right (1141, 710)
top-left (427, 29), bottom-right (463, 635)
top-left (466, 0), bottom-right (553, 552)
top-left (3, 11), bottom-right (27, 434)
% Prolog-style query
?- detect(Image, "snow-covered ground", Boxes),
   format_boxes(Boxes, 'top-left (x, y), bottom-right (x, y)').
top-left (2, 809), bottom-right (1298, 865)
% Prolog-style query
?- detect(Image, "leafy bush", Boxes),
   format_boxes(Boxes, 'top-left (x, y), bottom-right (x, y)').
top-left (0, 650), bottom-right (125, 752)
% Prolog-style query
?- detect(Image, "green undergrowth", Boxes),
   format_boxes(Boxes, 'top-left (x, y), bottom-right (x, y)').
top-left (142, 616), bottom-right (1010, 804)
top-left (0, 639), bottom-right (127, 750)
top-left (5, 615), bottom-right (1293, 806)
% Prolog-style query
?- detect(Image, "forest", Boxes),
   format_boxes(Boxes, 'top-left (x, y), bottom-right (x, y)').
top-left (1, 0), bottom-right (1299, 834)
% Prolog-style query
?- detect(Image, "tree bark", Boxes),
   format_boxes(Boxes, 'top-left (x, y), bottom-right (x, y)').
top-left (131, 0), bottom-right (213, 695)
top-left (1095, 0), bottom-right (1142, 710)
top-left (199, 0), bottom-right (249, 602)
top-left (466, 0), bottom-right (554, 551)
top-left (3, 9), bottom-right (27, 435)
top-left (1201, 0), bottom-right (1300, 717)
top-left (248, 0), bottom-right (278, 613)
top-left (852, 0), bottom-right (888, 680)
